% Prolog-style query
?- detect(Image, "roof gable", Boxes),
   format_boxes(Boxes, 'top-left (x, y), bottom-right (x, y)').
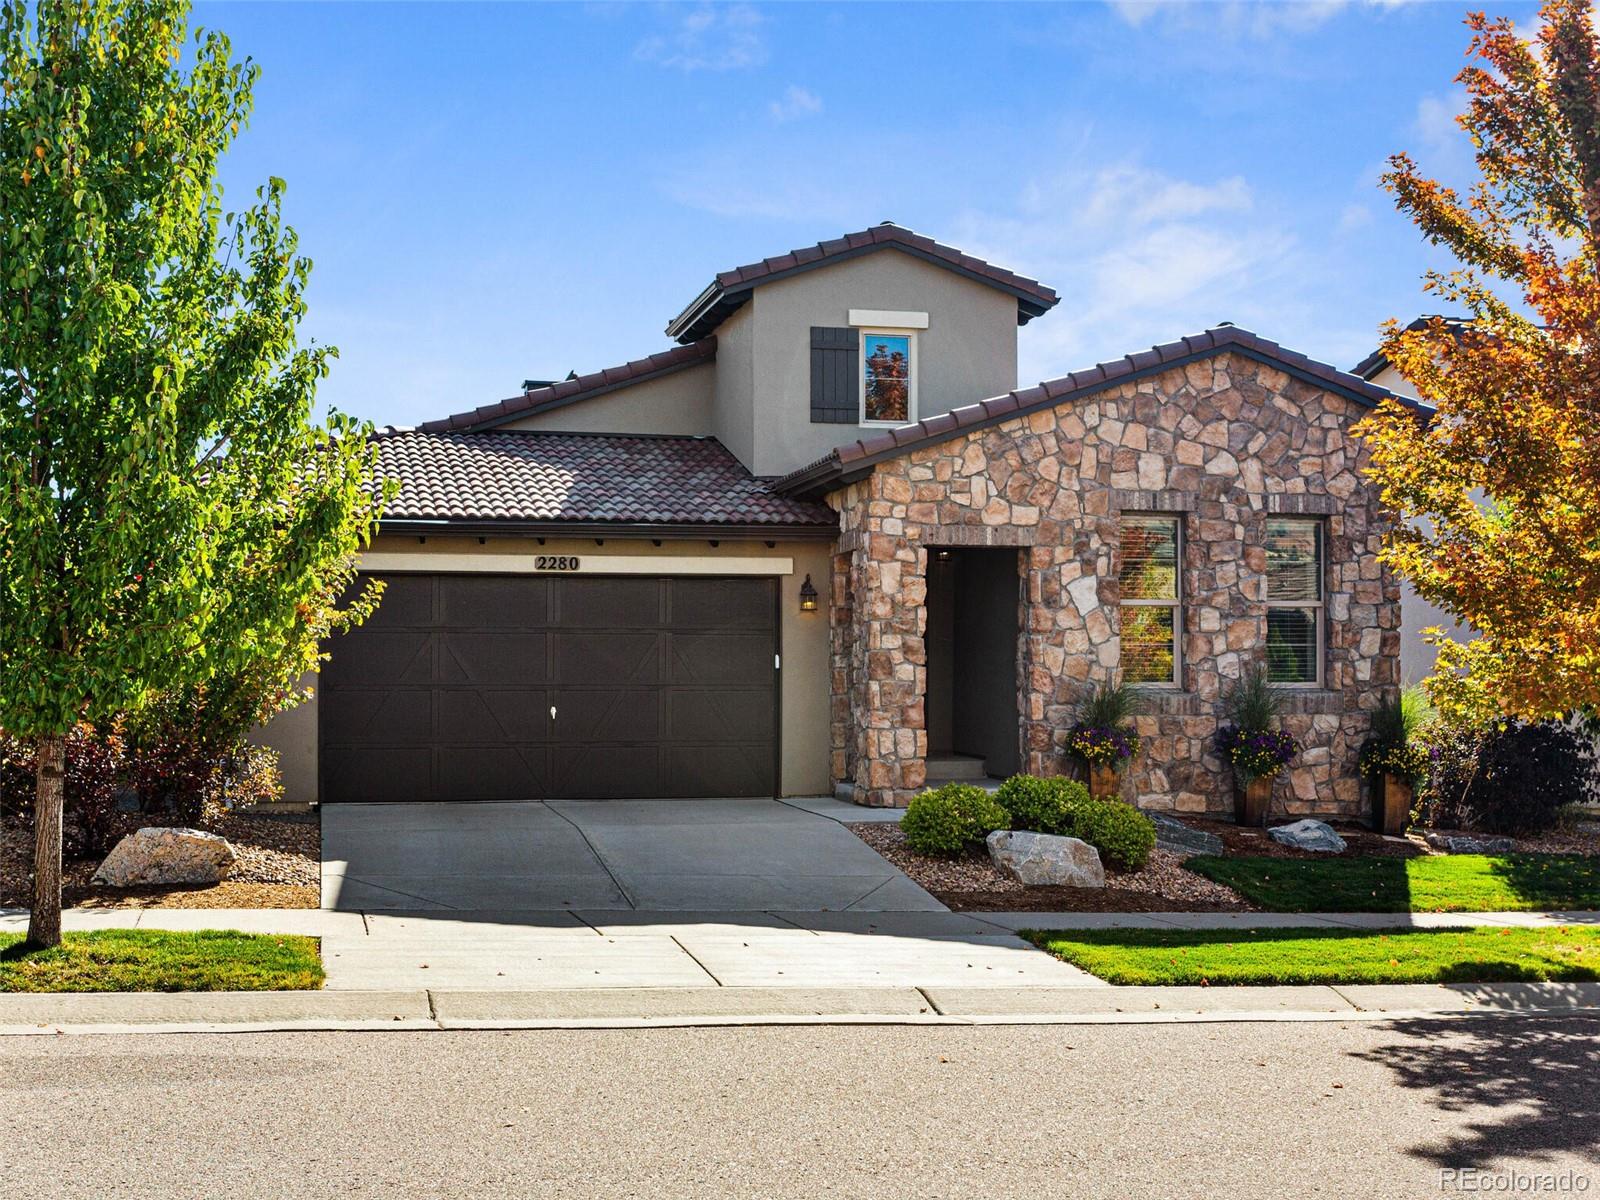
top-left (664, 223), bottom-right (1059, 344)
top-left (774, 324), bottom-right (1420, 499)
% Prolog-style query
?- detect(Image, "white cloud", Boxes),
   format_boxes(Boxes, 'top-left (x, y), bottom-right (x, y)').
top-left (769, 85), bottom-right (823, 123)
top-left (948, 163), bottom-right (1302, 385)
top-left (1337, 202), bottom-right (1373, 233)
top-left (1413, 93), bottom-right (1461, 157)
top-left (634, 4), bottom-right (766, 72)
top-left (1109, 0), bottom-right (1417, 39)
top-left (1072, 165), bottom-right (1253, 226)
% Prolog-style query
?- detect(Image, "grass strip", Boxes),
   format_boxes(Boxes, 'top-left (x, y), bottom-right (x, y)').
top-left (1024, 925), bottom-right (1600, 986)
top-left (0, 929), bottom-right (324, 992)
top-left (1185, 853), bottom-right (1600, 913)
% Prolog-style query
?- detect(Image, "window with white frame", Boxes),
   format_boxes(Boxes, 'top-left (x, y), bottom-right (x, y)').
top-left (860, 331), bottom-right (915, 424)
top-left (1119, 514), bottom-right (1181, 685)
top-left (1265, 517), bottom-right (1323, 686)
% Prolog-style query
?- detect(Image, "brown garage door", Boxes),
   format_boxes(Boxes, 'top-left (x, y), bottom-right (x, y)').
top-left (319, 574), bottom-right (779, 802)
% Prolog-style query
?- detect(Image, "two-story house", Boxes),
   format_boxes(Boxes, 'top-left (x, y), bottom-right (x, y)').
top-left (262, 223), bottom-right (1412, 818)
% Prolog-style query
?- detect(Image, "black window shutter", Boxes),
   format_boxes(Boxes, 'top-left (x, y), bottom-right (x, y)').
top-left (810, 327), bottom-right (859, 424)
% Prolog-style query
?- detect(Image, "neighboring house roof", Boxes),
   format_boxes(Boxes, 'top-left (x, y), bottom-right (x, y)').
top-left (664, 222), bottom-right (1060, 344)
top-left (372, 428), bottom-right (837, 537)
top-left (1351, 315), bottom-right (1469, 380)
top-left (420, 338), bottom-right (717, 435)
top-left (774, 324), bottom-right (1420, 500)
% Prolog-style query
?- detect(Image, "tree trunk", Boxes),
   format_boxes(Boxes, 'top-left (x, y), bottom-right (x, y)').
top-left (25, 735), bottom-right (66, 950)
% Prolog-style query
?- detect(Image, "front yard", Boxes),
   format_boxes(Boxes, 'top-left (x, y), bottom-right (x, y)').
top-left (854, 821), bottom-right (1250, 911)
top-left (0, 929), bottom-right (324, 992)
top-left (1024, 925), bottom-right (1600, 986)
top-left (1187, 852), bottom-right (1600, 913)
top-left (857, 781), bottom-right (1600, 916)
top-left (0, 808), bottom-right (320, 910)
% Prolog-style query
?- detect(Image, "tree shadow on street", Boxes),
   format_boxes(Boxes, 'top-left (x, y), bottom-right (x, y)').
top-left (1351, 1012), bottom-right (1600, 1169)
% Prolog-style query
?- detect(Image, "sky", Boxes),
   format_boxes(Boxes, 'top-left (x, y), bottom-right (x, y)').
top-left (190, 0), bottom-right (1541, 430)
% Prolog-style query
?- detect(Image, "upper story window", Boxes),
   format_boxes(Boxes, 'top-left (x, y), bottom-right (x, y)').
top-left (1265, 517), bottom-right (1323, 686)
top-left (861, 331), bottom-right (915, 425)
top-left (1119, 514), bottom-right (1181, 686)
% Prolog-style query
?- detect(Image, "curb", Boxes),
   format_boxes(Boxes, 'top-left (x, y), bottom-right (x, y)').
top-left (3, 982), bottom-right (1599, 1036)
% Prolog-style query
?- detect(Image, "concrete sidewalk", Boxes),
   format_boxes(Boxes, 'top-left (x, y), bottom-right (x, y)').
top-left (2, 979), bottom-right (1598, 1036)
top-left (4, 906), bottom-right (1598, 998)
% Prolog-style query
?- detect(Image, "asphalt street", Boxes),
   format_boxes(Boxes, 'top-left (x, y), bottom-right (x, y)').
top-left (2, 1016), bottom-right (1597, 1199)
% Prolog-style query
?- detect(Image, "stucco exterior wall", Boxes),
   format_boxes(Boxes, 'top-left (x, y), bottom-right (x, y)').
top-left (728, 250), bottom-right (1019, 477)
top-left (1365, 362), bottom-right (1466, 682)
top-left (828, 352), bottom-right (1401, 818)
top-left (711, 304), bottom-right (757, 469)
top-left (499, 361), bottom-right (715, 436)
top-left (253, 534), bottom-right (833, 802)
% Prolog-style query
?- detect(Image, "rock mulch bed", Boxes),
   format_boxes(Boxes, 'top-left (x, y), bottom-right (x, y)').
top-left (1192, 817), bottom-right (1421, 860)
top-left (850, 823), bottom-right (1253, 913)
top-left (0, 809), bottom-right (319, 910)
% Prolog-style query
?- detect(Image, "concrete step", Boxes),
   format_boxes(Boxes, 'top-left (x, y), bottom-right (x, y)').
top-left (924, 754), bottom-right (987, 781)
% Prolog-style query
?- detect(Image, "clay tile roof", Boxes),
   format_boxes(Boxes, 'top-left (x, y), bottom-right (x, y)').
top-left (419, 338), bottom-right (717, 435)
top-left (372, 429), bottom-right (836, 531)
top-left (665, 223), bottom-right (1060, 344)
top-left (1350, 314), bottom-right (1472, 379)
top-left (773, 324), bottom-right (1425, 500)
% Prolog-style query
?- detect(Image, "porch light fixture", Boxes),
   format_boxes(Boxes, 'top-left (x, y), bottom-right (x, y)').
top-left (798, 574), bottom-right (819, 613)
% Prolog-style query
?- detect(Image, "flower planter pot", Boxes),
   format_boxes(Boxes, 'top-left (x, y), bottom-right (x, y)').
top-left (1376, 773), bottom-right (1413, 836)
top-left (1088, 763), bottom-right (1120, 798)
top-left (1234, 776), bottom-right (1273, 827)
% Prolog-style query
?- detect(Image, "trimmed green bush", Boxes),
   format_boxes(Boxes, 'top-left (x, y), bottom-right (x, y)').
top-left (1060, 795), bottom-right (1156, 872)
top-left (994, 774), bottom-right (1088, 836)
top-left (994, 774), bottom-right (1156, 872)
top-left (900, 783), bottom-right (1010, 855)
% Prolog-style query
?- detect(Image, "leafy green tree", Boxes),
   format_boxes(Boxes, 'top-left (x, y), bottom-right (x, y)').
top-left (0, 0), bottom-right (386, 947)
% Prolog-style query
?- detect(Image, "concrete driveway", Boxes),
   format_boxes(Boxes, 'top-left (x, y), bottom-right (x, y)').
top-left (321, 799), bottom-right (941, 913)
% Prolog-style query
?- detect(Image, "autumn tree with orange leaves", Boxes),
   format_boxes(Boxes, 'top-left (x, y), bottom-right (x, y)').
top-left (1355, 0), bottom-right (1600, 722)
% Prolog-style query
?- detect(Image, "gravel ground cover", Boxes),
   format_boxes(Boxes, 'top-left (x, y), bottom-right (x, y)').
top-left (0, 809), bottom-right (319, 909)
top-left (850, 822), bottom-right (1253, 912)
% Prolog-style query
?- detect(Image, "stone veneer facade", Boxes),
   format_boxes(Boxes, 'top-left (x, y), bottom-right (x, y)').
top-left (826, 351), bottom-right (1401, 815)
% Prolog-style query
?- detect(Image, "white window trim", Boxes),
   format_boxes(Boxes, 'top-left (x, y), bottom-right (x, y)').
top-left (1265, 518), bottom-right (1325, 689)
top-left (848, 308), bottom-right (929, 329)
top-left (858, 328), bottom-right (918, 427)
top-left (1120, 514), bottom-right (1183, 689)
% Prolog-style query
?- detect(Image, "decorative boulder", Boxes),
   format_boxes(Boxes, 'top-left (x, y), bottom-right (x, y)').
top-left (986, 830), bottom-right (1105, 888)
top-left (91, 827), bottom-right (238, 887)
top-left (1425, 832), bottom-right (1516, 855)
top-left (1268, 819), bottom-right (1347, 854)
top-left (1149, 813), bottom-right (1224, 858)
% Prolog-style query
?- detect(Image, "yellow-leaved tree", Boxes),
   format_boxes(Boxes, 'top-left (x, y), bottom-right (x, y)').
top-left (1356, 0), bottom-right (1600, 722)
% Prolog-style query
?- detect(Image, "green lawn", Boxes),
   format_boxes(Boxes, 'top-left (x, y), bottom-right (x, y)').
top-left (0, 930), bottom-right (324, 992)
top-left (1185, 853), bottom-right (1600, 913)
top-left (1024, 925), bottom-right (1600, 986)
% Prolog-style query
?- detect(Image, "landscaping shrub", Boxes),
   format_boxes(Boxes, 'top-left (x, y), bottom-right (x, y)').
top-left (1420, 718), bottom-right (1591, 835)
top-left (1058, 796), bottom-right (1157, 872)
top-left (900, 784), bottom-right (1009, 855)
top-left (994, 775), bottom-right (1156, 871)
top-left (0, 725), bottom-right (126, 856)
top-left (124, 691), bottom-right (285, 823)
top-left (1360, 685), bottom-right (1432, 787)
top-left (994, 774), bottom-right (1087, 835)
